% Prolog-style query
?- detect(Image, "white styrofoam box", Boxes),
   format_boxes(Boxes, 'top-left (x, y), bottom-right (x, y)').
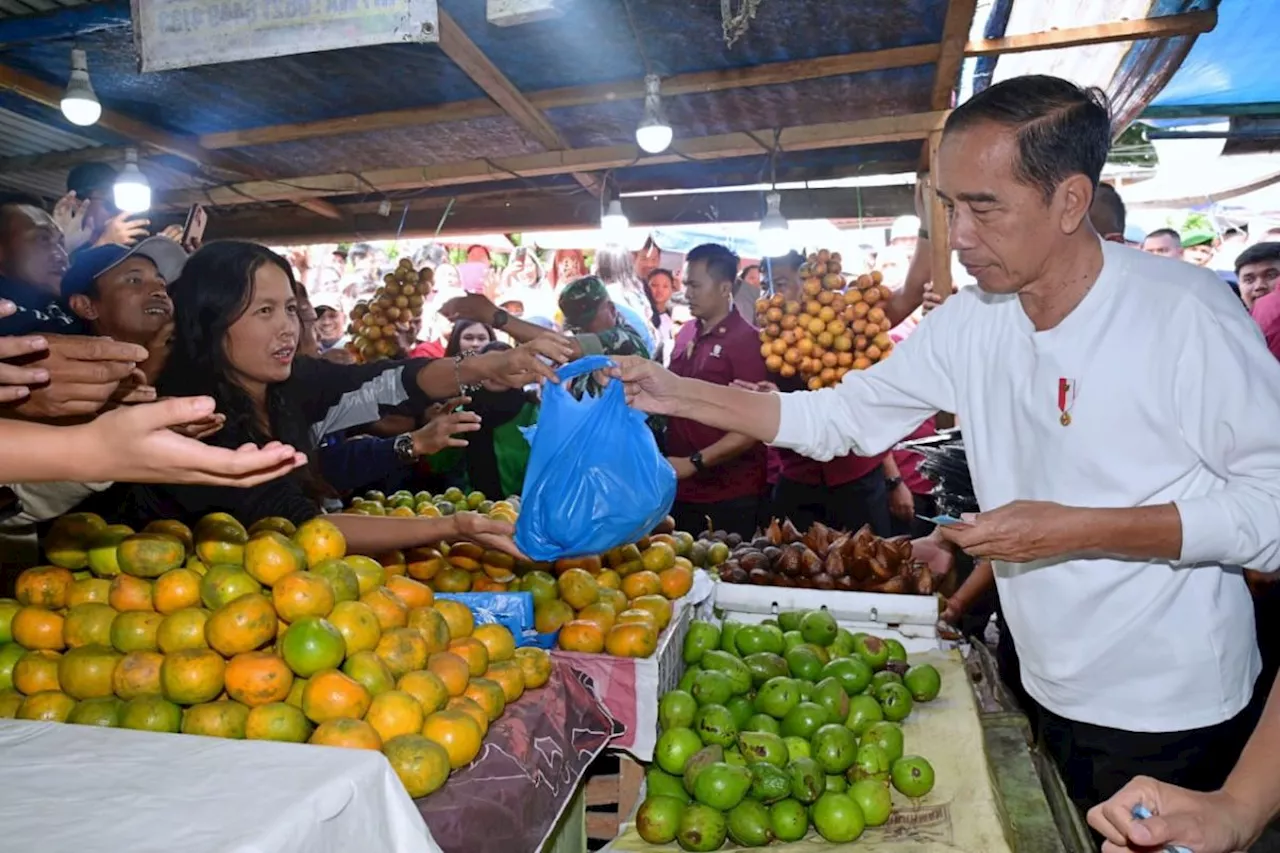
top-left (714, 582), bottom-right (942, 653)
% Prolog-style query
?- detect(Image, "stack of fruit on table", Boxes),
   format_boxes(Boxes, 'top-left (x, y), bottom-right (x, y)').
top-left (347, 258), bottom-right (431, 362)
top-left (0, 511), bottom-right (553, 800)
top-left (345, 487), bottom-right (519, 523)
top-left (717, 519), bottom-right (935, 595)
top-left (755, 250), bottom-right (895, 391)
top-left (638, 610), bottom-right (940, 849)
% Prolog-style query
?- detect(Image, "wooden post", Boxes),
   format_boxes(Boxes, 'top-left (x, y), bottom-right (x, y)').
top-left (927, 130), bottom-right (953, 302)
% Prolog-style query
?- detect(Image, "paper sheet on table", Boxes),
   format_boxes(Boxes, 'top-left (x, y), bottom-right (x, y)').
top-left (0, 720), bottom-right (434, 853)
top-left (609, 650), bottom-right (1014, 853)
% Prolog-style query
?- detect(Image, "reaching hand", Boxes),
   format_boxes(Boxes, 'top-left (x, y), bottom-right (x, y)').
top-left (7, 334), bottom-right (149, 419)
top-left (667, 456), bottom-right (696, 480)
top-left (140, 320), bottom-right (174, 384)
top-left (411, 409), bottom-right (482, 456)
top-left (451, 511), bottom-right (526, 559)
top-left (159, 225), bottom-right (183, 243)
top-left (52, 193), bottom-right (95, 255)
top-left (75, 396), bottom-right (306, 486)
top-left (473, 337), bottom-right (574, 388)
top-left (440, 293), bottom-right (498, 324)
top-left (606, 356), bottom-right (685, 416)
top-left (0, 307), bottom-right (55, 403)
top-left (96, 213), bottom-right (150, 247)
top-left (1088, 777), bottom-right (1256, 853)
top-left (936, 500), bottom-right (1080, 563)
top-left (921, 286), bottom-right (945, 315)
top-left (889, 482), bottom-right (915, 521)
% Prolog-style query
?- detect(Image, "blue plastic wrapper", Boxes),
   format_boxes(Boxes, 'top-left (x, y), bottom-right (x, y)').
top-left (433, 591), bottom-right (557, 649)
top-left (514, 354), bottom-right (676, 561)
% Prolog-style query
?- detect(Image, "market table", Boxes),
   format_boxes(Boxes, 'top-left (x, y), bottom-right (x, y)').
top-left (0, 718), bottom-right (433, 853)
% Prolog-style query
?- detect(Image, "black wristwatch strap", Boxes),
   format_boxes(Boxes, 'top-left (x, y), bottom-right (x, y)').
top-left (492, 308), bottom-right (510, 330)
top-left (885, 476), bottom-right (904, 490)
top-left (393, 433), bottom-right (418, 464)
top-left (690, 451), bottom-right (706, 473)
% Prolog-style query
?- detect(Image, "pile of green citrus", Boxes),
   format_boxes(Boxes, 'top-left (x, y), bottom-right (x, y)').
top-left (640, 610), bottom-right (940, 849)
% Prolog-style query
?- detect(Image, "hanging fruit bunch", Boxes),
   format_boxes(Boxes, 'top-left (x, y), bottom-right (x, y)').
top-left (755, 249), bottom-right (895, 390)
top-left (348, 259), bottom-right (432, 362)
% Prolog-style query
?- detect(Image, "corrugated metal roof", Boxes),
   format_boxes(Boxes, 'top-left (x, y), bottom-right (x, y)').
top-left (0, 104), bottom-right (99, 157)
top-left (0, 0), bottom-right (93, 20)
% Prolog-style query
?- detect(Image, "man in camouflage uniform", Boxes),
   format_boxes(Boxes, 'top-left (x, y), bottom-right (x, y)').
top-left (557, 275), bottom-right (651, 360)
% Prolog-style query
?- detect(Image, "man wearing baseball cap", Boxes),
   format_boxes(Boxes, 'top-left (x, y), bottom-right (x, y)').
top-left (63, 236), bottom-right (188, 382)
top-left (311, 296), bottom-right (345, 354)
top-left (557, 275), bottom-right (649, 358)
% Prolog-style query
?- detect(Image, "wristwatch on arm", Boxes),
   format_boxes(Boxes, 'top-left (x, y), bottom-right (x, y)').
top-left (689, 451), bottom-right (706, 473)
top-left (393, 433), bottom-right (419, 464)
top-left (885, 476), bottom-right (904, 490)
top-left (491, 308), bottom-right (509, 330)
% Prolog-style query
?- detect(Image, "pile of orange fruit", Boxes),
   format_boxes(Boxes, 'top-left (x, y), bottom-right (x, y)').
top-left (0, 511), bottom-right (553, 800)
top-left (347, 257), bottom-right (431, 362)
top-left (756, 249), bottom-right (896, 390)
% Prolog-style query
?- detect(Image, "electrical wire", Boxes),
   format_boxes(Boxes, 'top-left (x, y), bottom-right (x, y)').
top-left (620, 0), bottom-right (655, 77)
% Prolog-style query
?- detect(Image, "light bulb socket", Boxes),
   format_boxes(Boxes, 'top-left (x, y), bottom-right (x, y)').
top-left (61, 48), bottom-right (101, 127)
top-left (113, 147), bottom-right (152, 213)
top-left (635, 74), bottom-right (673, 154)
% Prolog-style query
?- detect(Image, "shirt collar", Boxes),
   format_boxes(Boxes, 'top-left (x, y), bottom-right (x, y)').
top-left (694, 305), bottom-right (741, 338)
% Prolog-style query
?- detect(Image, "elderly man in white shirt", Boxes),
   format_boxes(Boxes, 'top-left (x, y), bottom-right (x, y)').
top-left (611, 75), bottom-right (1280, 851)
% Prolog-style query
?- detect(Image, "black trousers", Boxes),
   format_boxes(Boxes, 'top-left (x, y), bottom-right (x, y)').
top-left (772, 469), bottom-right (891, 536)
top-left (672, 494), bottom-right (761, 540)
top-left (1039, 685), bottom-right (1264, 822)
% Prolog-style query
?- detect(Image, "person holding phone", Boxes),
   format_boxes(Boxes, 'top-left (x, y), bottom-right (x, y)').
top-left (55, 163), bottom-right (151, 258)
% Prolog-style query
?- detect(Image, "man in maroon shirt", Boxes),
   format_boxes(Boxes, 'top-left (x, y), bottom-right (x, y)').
top-left (666, 244), bottom-right (768, 537)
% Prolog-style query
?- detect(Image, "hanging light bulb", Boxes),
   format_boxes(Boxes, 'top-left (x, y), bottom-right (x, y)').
top-left (61, 49), bottom-right (101, 127)
top-left (635, 74), bottom-right (673, 154)
top-left (601, 198), bottom-right (629, 238)
top-left (113, 148), bottom-right (151, 213)
top-left (757, 191), bottom-right (790, 258)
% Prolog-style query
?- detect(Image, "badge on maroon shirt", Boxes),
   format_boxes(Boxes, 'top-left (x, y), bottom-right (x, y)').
top-left (1058, 377), bottom-right (1076, 426)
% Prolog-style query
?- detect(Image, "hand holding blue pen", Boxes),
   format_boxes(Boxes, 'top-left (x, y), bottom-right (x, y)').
top-left (1130, 804), bottom-right (1193, 853)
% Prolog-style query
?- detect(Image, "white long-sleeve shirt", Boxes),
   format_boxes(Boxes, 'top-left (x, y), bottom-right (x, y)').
top-left (774, 239), bottom-right (1280, 732)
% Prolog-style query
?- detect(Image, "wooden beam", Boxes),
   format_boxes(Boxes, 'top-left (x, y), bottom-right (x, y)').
top-left (931, 0), bottom-right (980, 110)
top-left (0, 63), bottom-right (341, 220)
top-left (436, 10), bottom-right (597, 195)
top-left (964, 9), bottom-right (1217, 58)
top-left (927, 130), bottom-right (953, 301)
top-left (0, 145), bottom-right (136, 175)
top-left (160, 110), bottom-right (949, 208)
top-left (196, 43), bottom-right (941, 150)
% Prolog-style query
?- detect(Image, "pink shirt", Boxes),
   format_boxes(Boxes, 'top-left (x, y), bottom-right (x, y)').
top-left (1252, 290), bottom-right (1280, 361)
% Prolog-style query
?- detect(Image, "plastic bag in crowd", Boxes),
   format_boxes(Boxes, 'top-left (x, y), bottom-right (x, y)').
top-left (515, 355), bottom-right (676, 560)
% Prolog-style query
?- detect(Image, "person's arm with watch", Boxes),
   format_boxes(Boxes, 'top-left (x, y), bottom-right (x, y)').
top-left (318, 410), bottom-right (481, 494)
top-left (882, 455), bottom-right (914, 521)
top-left (439, 294), bottom-right (580, 355)
top-left (667, 433), bottom-right (759, 480)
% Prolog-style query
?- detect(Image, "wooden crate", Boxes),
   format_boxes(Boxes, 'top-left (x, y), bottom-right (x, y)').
top-left (582, 752), bottom-right (645, 848)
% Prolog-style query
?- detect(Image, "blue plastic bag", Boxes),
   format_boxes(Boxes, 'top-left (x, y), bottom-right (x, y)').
top-left (432, 591), bottom-right (556, 649)
top-left (515, 354), bottom-right (676, 560)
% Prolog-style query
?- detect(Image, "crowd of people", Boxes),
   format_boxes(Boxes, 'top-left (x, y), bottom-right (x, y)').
top-left (1, 72), bottom-right (1279, 853)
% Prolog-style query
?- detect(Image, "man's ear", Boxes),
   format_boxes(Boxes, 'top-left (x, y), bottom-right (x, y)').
top-left (68, 293), bottom-right (98, 322)
top-left (1057, 174), bottom-right (1094, 235)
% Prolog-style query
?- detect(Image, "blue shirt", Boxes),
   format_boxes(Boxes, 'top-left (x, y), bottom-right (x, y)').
top-left (0, 276), bottom-right (85, 336)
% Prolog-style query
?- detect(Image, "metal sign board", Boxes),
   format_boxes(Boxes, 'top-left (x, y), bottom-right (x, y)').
top-left (132, 0), bottom-right (439, 72)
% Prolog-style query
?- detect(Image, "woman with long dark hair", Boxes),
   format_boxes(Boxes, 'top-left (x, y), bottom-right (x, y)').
top-left (121, 241), bottom-right (570, 553)
top-left (445, 319), bottom-right (495, 358)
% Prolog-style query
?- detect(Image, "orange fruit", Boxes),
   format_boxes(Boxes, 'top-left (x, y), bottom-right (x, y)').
top-left (13, 649), bottom-right (62, 694)
top-left (224, 651), bottom-right (294, 707)
top-left (310, 717), bottom-right (382, 750)
top-left (513, 647), bottom-right (552, 690)
top-left (421, 708), bottom-right (483, 769)
top-left (376, 628), bottom-right (430, 678)
top-left (596, 570), bottom-right (621, 591)
top-left (534, 600), bottom-right (574, 634)
top-left (616, 609), bottom-right (658, 631)
top-left (485, 660), bottom-right (526, 703)
top-left (605, 622), bottom-right (658, 658)
top-left (386, 576), bottom-right (434, 610)
top-left (430, 566), bottom-right (472, 593)
top-left (160, 648), bottom-right (226, 705)
top-left (58, 644), bottom-right (122, 700)
top-left (448, 637), bottom-right (489, 677)
top-left (286, 676), bottom-right (307, 709)
top-left (15, 566), bottom-right (74, 608)
top-left (199, 565), bottom-right (262, 609)
top-left (397, 670), bottom-right (449, 714)
top-left (245, 701), bottom-right (313, 742)
top-left (301, 668), bottom-right (371, 724)
top-left (405, 555), bottom-right (446, 584)
top-left (66, 695), bottom-right (122, 727)
top-left (206, 593), bottom-right (277, 657)
top-left (558, 620), bottom-right (605, 654)
top-left (658, 565), bottom-right (694, 599)
top-left (471, 624), bottom-right (515, 663)
top-left (470, 577), bottom-right (509, 593)
top-left (364, 689), bottom-right (425, 742)
top-left (248, 517), bottom-right (296, 538)
top-left (447, 695), bottom-right (489, 735)
top-left (407, 607), bottom-right (451, 654)
top-left (433, 600), bottom-right (474, 639)
top-left (628, 595), bottom-right (673, 631)
top-left (66, 577), bottom-right (111, 608)
top-left (108, 574), bottom-right (154, 612)
top-left (621, 570), bottom-right (661, 600)
top-left (557, 569), bottom-right (599, 610)
top-left (62, 602), bottom-right (116, 649)
top-left (110, 610), bottom-right (163, 653)
top-left (17, 690), bottom-right (76, 722)
top-left (328, 600), bottom-right (383, 654)
top-left (382, 733), bottom-right (451, 798)
top-left (112, 650), bottom-right (164, 699)
top-left (345, 555), bottom-right (386, 596)
top-left (575, 602), bottom-right (617, 635)
top-left (598, 588), bottom-right (629, 616)
top-left (152, 568), bottom-right (202, 614)
top-left (312, 558), bottom-right (360, 603)
top-left (361, 587), bottom-right (409, 631)
top-left (280, 616), bottom-right (347, 678)
top-left (292, 518), bottom-right (346, 568)
top-left (272, 571), bottom-right (336, 622)
top-left (118, 693), bottom-right (182, 732)
top-left (341, 650), bottom-right (397, 697)
top-left (243, 531), bottom-right (307, 586)
top-left (182, 700), bottom-right (250, 738)
top-left (156, 607), bottom-right (211, 653)
top-left (426, 652), bottom-right (470, 697)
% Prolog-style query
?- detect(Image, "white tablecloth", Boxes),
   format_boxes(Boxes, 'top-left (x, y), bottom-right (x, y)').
top-left (0, 720), bottom-right (436, 853)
